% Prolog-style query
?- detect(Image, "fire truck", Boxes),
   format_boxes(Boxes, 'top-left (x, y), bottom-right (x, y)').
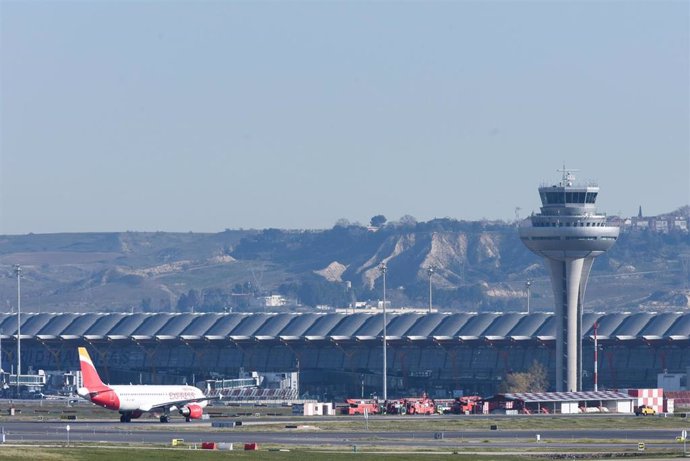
top-left (404, 395), bottom-right (436, 415)
top-left (450, 396), bottom-right (481, 414)
top-left (385, 395), bottom-right (436, 415)
top-left (341, 399), bottom-right (381, 415)
top-left (434, 399), bottom-right (454, 414)
top-left (385, 399), bottom-right (407, 415)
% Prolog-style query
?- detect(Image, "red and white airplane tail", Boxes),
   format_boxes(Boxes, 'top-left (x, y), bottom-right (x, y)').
top-left (78, 347), bottom-right (110, 392)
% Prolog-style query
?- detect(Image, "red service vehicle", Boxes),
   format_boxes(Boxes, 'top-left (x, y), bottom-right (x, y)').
top-left (434, 399), bottom-right (454, 414)
top-left (450, 396), bottom-right (481, 415)
top-left (386, 394), bottom-right (437, 415)
top-left (341, 399), bottom-right (381, 415)
top-left (404, 396), bottom-right (436, 415)
top-left (385, 399), bottom-right (406, 415)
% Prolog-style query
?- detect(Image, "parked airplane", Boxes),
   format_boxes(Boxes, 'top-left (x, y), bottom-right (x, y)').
top-left (76, 347), bottom-right (214, 422)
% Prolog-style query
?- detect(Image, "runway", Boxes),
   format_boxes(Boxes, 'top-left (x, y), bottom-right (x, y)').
top-left (0, 419), bottom-right (686, 451)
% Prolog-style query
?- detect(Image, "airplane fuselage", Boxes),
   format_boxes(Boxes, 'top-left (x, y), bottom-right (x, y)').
top-left (83, 384), bottom-right (206, 412)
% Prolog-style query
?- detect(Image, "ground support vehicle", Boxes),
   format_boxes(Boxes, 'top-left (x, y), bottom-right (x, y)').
top-left (404, 396), bottom-right (436, 415)
top-left (341, 399), bottom-right (381, 415)
top-left (385, 399), bottom-right (406, 415)
top-left (450, 396), bottom-right (481, 415)
top-left (634, 404), bottom-right (656, 416)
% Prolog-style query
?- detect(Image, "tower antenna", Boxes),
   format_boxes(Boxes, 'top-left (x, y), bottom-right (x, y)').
top-left (556, 165), bottom-right (580, 186)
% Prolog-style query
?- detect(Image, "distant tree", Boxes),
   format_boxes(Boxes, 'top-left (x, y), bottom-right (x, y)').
top-left (187, 289), bottom-right (200, 309)
top-left (232, 293), bottom-right (251, 311)
top-left (333, 218), bottom-right (351, 228)
top-left (293, 278), bottom-right (350, 307)
top-left (201, 288), bottom-right (230, 312)
top-left (499, 361), bottom-right (548, 393)
top-left (176, 289), bottom-right (200, 312)
top-left (140, 297), bottom-right (152, 312)
top-left (176, 293), bottom-right (188, 312)
top-left (370, 215), bottom-right (387, 227)
top-left (159, 297), bottom-right (172, 312)
top-left (399, 215), bottom-right (418, 228)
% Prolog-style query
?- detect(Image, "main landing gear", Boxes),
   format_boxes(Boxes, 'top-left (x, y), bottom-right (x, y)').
top-left (119, 413), bottom-right (132, 423)
top-left (159, 415), bottom-right (170, 423)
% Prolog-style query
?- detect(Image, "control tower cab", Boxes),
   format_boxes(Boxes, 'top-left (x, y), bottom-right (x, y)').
top-left (519, 169), bottom-right (619, 392)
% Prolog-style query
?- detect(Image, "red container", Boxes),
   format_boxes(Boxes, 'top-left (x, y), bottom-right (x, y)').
top-left (201, 442), bottom-right (217, 450)
top-left (244, 443), bottom-right (259, 451)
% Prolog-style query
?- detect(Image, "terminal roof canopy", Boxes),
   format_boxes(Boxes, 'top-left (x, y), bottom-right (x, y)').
top-left (0, 312), bottom-right (688, 343)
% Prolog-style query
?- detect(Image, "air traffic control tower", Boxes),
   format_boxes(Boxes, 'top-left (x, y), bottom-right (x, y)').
top-left (519, 169), bottom-right (619, 392)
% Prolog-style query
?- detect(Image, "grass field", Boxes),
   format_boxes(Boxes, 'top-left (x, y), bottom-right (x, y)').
top-left (229, 414), bottom-right (690, 433)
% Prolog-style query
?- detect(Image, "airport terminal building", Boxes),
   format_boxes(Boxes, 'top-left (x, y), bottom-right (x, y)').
top-left (0, 312), bottom-right (688, 398)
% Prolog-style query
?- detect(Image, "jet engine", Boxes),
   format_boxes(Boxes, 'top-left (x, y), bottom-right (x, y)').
top-left (179, 404), bottom-right (203, 420)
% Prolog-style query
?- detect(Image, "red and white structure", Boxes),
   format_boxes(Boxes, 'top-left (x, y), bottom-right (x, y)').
top-left (626, 388), bottom-right (667, 414)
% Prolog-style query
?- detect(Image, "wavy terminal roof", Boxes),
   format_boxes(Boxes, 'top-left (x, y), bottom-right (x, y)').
top-left (0, 312), bottom-right (688, 343)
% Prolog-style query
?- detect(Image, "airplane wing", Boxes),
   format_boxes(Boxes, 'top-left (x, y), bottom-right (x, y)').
top-left (140, 395), bottom-right (221, 413)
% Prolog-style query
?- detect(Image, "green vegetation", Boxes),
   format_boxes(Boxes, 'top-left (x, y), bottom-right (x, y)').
top-left (500, 361), bottom-right (549, 393)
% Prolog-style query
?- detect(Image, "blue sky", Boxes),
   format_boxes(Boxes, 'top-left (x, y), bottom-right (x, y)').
top-left (1, 1), bottom-right (688, 234)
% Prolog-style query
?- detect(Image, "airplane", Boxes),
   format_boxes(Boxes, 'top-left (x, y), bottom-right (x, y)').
top-left (76, 347), bottom-right (215, 423)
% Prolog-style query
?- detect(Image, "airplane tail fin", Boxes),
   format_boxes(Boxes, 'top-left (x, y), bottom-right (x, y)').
top-left (78, 347), bottom-right (108, 391)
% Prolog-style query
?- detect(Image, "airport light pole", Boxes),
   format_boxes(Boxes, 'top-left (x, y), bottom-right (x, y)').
top-left (525, 280), bottom-right (532, 315)
top-left (427, 267), bottom-right (434, 314)
top-left (380, 262), bottom-right (387, 402)
top-left (593, 321), bottom-right (598, 392)
top-left (15, 265), bottom-right (21, 382)
top-left (0, 303), bottom-right (3, 373)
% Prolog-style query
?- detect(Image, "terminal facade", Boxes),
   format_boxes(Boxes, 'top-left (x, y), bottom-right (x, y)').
top-left (0, 312), bottom-right (689, 399)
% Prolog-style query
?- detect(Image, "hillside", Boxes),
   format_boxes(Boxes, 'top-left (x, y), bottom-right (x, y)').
top-left (0, 215), bottom-right (688, 314)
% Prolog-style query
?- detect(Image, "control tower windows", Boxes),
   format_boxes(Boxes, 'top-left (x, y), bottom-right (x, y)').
top-left (565, 192), bottom-right (586, 203)
top-left (541, 191), bottom-right (566, 205)
top-left (541, 191), bottom-right (594, 205)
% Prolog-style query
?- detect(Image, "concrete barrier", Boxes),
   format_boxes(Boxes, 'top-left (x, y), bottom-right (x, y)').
top-left (211, 421), bottom-right (235, 428)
